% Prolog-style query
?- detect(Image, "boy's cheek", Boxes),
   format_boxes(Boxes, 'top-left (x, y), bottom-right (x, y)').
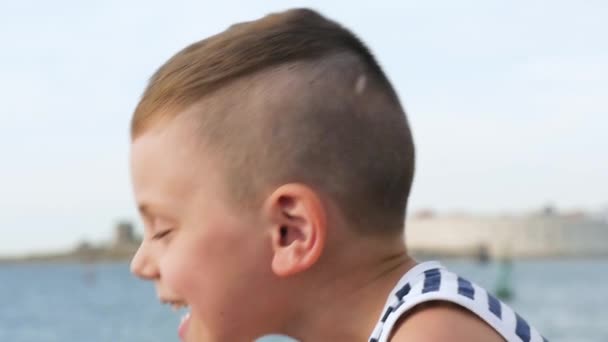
top-left (161, 241), bottom-right (217, 301)
top-left (161, 251), bottom-right (200, 294)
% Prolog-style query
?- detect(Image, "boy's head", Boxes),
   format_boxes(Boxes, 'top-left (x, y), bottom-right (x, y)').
top-left (130, 8), bottom-right (415, 341)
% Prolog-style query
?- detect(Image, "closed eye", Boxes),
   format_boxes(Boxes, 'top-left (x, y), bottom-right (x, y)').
top-left (152, 229), bottom-right (172, 240)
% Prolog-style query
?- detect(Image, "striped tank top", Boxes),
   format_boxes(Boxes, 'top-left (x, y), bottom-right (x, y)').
top-left (368, 261), bottom-right (547, 342)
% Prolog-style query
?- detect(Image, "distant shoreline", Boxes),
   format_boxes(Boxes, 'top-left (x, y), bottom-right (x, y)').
top-left (2, 249), bottom-right (606, 266)
top-left (0, 221), bottom-right (143, 265)
top-left (0, 245), bottom-right (138, 265)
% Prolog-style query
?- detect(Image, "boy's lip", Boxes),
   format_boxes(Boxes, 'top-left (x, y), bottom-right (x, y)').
top-left (178, 311), bottom-right (191, 341)
top-left (159, 296), bottom-right (188, 309)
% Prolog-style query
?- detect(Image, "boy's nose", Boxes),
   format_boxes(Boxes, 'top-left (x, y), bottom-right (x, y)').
top-left (130, 242), bottom-right (159, 280)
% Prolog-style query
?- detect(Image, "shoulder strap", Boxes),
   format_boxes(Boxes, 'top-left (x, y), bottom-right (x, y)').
top-left (369, 266), bottom-right (547, 342)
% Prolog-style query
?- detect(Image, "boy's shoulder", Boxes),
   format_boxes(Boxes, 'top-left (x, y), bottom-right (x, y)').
top-left (389, 301), bottom-right (506, 342)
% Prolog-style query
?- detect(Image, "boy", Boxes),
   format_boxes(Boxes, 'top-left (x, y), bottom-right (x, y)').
top-left (129, 8), bottom-right (545, 342)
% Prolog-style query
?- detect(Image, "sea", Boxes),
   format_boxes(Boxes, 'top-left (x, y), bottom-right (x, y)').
top-left (0, 259), bottom-right (606, 342)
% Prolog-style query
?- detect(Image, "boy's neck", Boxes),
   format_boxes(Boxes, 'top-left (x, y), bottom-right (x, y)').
top-left (281, 241), bottom-right (417, 341)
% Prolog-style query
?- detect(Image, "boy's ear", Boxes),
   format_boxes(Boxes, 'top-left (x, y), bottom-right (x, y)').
top-left (263, 183), bottom-right (327, 277)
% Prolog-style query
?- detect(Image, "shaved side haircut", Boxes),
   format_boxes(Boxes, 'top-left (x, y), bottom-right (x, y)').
top-left (131, 8), bottom-right (415, 234)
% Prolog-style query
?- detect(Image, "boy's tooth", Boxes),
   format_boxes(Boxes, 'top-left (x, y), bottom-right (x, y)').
top-left (178, 311), bottom-right (191, 340)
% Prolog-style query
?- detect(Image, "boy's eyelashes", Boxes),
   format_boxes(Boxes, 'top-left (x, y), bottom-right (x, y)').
top-left (152, 229), bottom-right (173, 240)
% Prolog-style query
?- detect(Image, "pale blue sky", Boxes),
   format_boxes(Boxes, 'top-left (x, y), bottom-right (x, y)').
top-left (1, 0), bottom-right (606, 255)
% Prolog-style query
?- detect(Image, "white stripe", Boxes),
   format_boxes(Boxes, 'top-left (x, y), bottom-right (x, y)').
top-left (499, 301), bottom-right (519, 341)
top-left (439, 269), bottom-right (458, 294)
top-left (472, 282), bottom-right (489, 316)
top-left (368, 321), bottom-right (382, 341)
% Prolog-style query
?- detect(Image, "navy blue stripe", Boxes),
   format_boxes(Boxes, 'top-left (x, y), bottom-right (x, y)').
top-left (369, 339), bottom-right (378, 342)
top-left (422, 268), bottom-right (441, 293)
top-left (487, 293), bottom-right (502, 319)
top-left (515, 313), bottom-right (531, 342)
top-left (395, 283), bottom-right (411, 301)
top-left (381, 306), bottom-right (394, 322)
top-left (457, 276), bottom-right (475, 300)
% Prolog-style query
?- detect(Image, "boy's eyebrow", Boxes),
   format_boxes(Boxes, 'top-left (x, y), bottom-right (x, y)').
top-left (138, 204), bottom-right (147, 214)
top-left (138, 202), bottom-right (175, 222)
top-left (138, 203), bottom-right (152, 218)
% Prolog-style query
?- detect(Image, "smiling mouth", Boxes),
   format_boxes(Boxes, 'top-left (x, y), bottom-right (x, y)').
top-left (160, 299), bottom-right (191, 340)
top-left (162, 299), bottom-right (189, 311)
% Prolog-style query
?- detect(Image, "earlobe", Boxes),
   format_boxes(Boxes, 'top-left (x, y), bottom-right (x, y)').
top-left (264, 184), bottom-right (327, 277)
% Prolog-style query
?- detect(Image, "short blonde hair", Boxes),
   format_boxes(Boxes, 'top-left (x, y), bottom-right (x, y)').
top-left (131, 8), bottom-right (415, 234)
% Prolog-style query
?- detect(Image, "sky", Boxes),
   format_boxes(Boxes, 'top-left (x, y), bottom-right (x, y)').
top-left (1, 0), bottom-right (606, 256)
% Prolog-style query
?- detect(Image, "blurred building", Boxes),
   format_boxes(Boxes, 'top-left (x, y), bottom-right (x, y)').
top-left (113, 221), bottom-right (139, 248)
top-left (406, 210), bottom-right (608, 259)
